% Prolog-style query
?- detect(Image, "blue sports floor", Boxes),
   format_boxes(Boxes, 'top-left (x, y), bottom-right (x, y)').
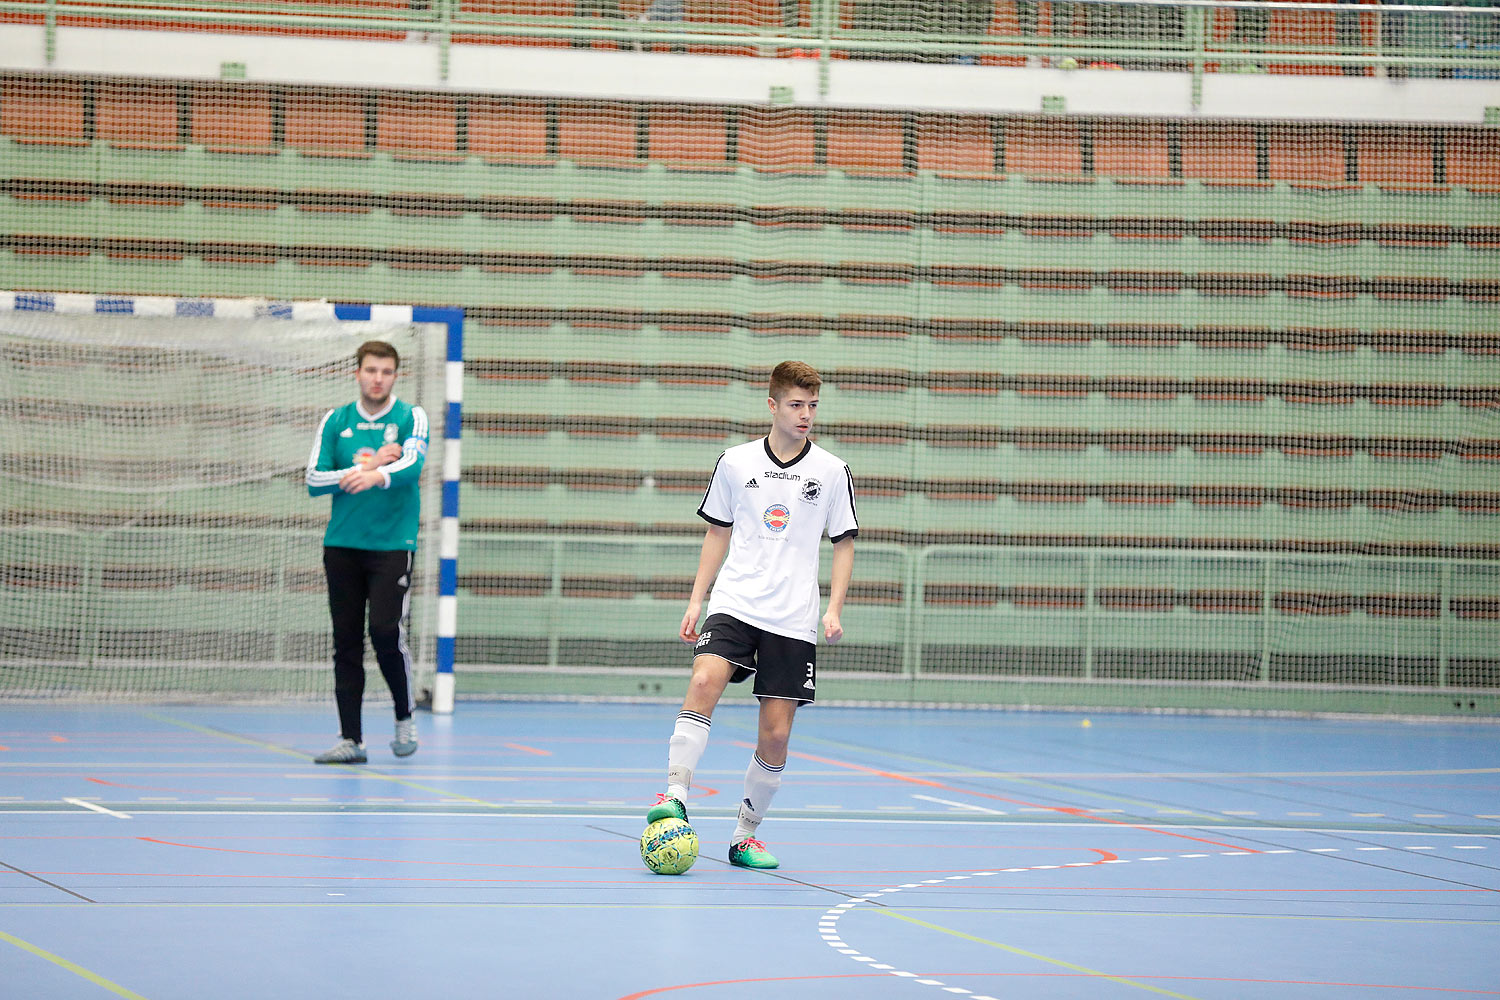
top-left (2, 701), bottom-right (1498, 999)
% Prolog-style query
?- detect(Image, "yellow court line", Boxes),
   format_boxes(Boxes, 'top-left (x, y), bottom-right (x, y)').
top-left (0, 928), bottom-right (152, 1000)
top-left (873, 908), bottom-right (1208, 1000)
top-left (147, 713), bottom-right (502, 808)
top-left (4, 901), bottom-right (1497, 923)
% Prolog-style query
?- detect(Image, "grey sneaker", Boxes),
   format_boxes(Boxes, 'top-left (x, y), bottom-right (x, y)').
top-left (314, 738), bottom-right (367, 764)
top-left (391, 718), bottom-right (418, 757)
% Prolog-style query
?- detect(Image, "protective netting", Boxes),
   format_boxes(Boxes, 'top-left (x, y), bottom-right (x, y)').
top-left (0, 308), bottom-right (443, 699)
top-left (1, 1), bottom-right (1496, 76)
top-left (1, 6), bottom-right (1498, 712)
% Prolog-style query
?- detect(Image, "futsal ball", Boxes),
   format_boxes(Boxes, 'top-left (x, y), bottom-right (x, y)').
top-left (641, 817), bottom-right (699, 875)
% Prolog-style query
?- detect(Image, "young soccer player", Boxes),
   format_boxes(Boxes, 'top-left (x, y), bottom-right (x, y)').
top-left (305, 341), bottom-right (429, 764)
top-left (646, 361), bottom-right (858, 869)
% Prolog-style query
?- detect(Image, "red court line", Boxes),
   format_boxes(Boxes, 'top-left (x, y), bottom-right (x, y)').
top-left (132, 836), bottom-right (1063, 878)
top-left (33, 871), bottom-right (788, 885)
top-left (85, 777), bottom-right (223, 795)
top-left (503, 742), bottom-right (552, 755)
top-left (137, 836), bottom-right (627, 869)
top-left (47, 774), bottom-right (722, 792)
top-left (781, 747), bottom-right (1260, 852)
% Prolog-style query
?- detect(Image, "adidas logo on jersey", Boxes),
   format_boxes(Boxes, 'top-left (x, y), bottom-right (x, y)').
top-left (339, 428), bottom-right (354, 438)
top-left (745, 478), bottom-right (759, 488)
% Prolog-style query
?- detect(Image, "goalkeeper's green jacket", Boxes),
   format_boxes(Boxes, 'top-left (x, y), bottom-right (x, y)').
top-left (305, 397), bottom-right (428, 551)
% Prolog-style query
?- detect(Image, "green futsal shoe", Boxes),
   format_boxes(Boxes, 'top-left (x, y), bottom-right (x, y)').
top-left (728, 838), bottom-right (779, 870)
top-left (646, 794), bottom-right (688, 825)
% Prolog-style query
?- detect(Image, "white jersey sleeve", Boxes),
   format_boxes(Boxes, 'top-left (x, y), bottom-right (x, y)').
top-left (697, 452), bottom-right (737, 527)
top-left (825, 462), bottom-right (859, 543)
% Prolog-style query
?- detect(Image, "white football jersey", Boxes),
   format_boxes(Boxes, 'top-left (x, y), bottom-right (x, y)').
top-left (697, 437), bottom-right (859, 642)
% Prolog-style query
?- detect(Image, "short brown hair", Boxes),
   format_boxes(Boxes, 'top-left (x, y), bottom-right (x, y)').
top-left (356, 340), bottom-right (399, 370)
top-left (769, 360), bottom-right (820, 400)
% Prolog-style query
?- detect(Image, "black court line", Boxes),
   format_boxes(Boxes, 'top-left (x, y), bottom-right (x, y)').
top-left (0, 858), bottom-right (96, 903)
top-left (586, 823), bottom-right (891, 905)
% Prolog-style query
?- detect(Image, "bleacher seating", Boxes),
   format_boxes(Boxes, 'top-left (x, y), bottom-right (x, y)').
top-left (2, 69), bottom-right (1497, 693)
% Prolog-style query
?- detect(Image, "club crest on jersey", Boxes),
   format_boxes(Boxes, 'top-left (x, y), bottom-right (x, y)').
top-left (799, 478), bottom-right (822, 503)
top-left (762, 504), bottom-right (791, 532)
top-left (384, 425), bottom-right (399, 443)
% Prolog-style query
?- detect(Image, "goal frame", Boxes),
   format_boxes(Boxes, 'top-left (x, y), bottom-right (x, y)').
top-left (0, 292), bottom-right (464, 714)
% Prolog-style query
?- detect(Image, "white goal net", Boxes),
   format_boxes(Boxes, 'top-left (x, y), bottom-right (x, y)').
top-left (0, 300), bottom-right (444, 701)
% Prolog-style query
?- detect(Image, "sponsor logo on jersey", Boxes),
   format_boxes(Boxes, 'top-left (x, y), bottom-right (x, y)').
top-left (765, 470), bottom-right (801, 481)
top-left (744, 478), bottom-right (759, 489)
top-left (357, 422), bottom-right (388, 431)
top-left (763, 504), bottom-right (791, 532)
top-left (354, 446), bottom-right (377, 466)
top-left (799, 478), bottom-right (823, 503)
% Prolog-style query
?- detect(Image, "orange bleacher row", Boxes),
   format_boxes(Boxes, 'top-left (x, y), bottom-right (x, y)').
top-left (3, 75), bottom-right (1498, 188)
top-left (471, 312), bottom-right (1488, 351)
top-left (6, 176), bottom-right (1500, 250)
top-left (5, 232), bottom-right (1498, 304)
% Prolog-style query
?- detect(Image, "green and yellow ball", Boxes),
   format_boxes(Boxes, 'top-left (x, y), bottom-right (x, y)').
top-left (641, 817), bottom-right (699, 875)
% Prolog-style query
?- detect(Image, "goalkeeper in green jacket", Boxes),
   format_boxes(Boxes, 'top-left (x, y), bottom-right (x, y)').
top-left (305, 340), bottom-right (429, 764)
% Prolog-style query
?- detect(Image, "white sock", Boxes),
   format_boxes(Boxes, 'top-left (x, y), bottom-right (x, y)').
top-left (665, 710), bottom-right (711, 802)
top-left (731, 754), bottom-right (784, 844)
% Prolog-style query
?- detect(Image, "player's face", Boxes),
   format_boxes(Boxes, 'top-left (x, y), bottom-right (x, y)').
top-left (769, 388), bottom-right (818, 441)
top-left (356, 355), bottom-right (398, 409)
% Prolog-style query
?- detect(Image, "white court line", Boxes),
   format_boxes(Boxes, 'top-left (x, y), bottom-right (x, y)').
top-left (9, 806), bottom-right (1497, 839)
top-left (912, 794), bottom-right (1007, 815)
top-left (62, 798), bottom-right (131, 819)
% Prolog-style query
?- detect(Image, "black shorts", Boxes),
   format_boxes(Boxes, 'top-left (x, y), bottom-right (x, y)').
top-left (692, 613), bottom-right (817, 703)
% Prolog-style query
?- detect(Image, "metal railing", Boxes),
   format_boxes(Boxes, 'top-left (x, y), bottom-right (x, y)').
top-left (463, 533), bottom-right (1499, 689)
top-left (3, 0), bottom-right (1497, 98)
top-left (4, 527), bottom-right (1495, 700)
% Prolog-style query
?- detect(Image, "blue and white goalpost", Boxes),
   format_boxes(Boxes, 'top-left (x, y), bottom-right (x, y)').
top-left (0, 292), bottom-right (462, 712)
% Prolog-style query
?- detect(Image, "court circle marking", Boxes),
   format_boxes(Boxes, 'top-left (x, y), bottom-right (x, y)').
top-left (817, 848), bottom-right (1277, 1000)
